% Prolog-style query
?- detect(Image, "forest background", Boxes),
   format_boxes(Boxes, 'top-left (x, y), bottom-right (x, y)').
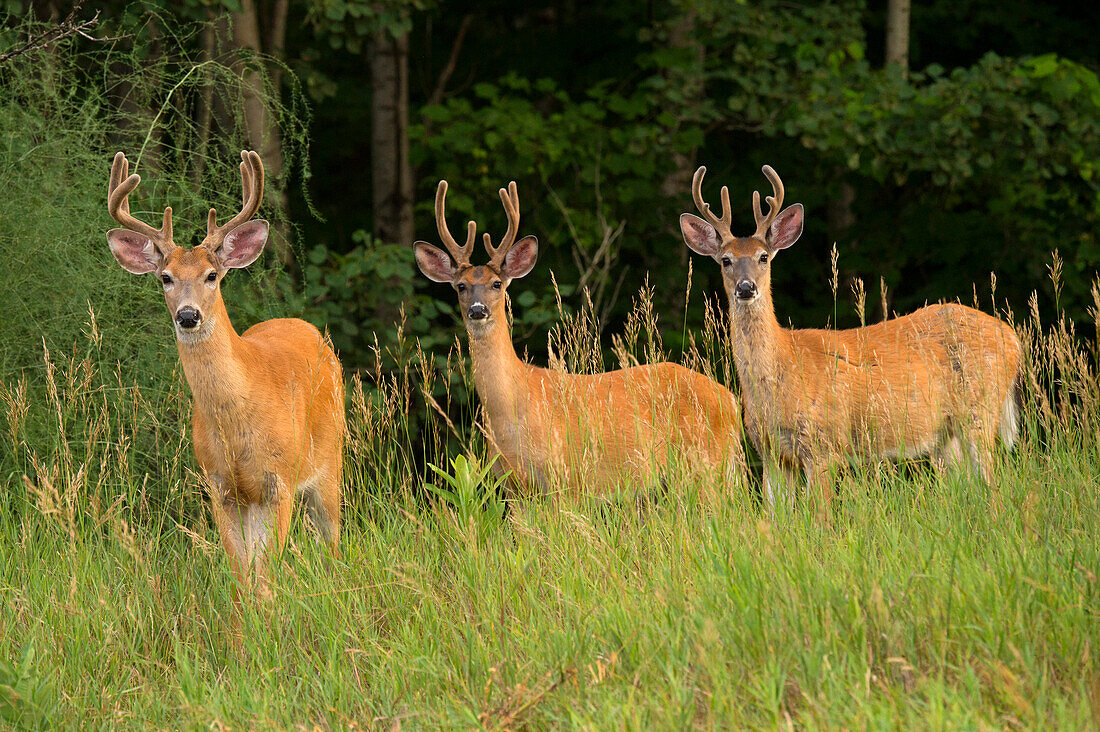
top-left (2, 0), bottom-right (1098, 389)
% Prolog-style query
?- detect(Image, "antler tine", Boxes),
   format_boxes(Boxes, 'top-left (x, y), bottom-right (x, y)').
top-left (752, 164), bottom-right (785, 240)
top-left (107, 151), bottom-right (175, 254)
top-left (434, 180), bottom-right (475, 265)
top-left (204, 150), bottom-right (265, 252)
top-left (240, 154), bottom-right (253, 207)
top-left (485, 180), bottom-right (521, 268)
top-left (690, 166), bottom-right (733, 239)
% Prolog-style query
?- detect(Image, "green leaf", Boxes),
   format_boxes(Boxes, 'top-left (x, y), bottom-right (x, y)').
top-left (1024, 53), bottom-right (1060, 78)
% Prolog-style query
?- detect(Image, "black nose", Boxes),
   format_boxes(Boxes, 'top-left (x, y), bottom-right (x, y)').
top-left (467, 303), bottom-right (489, 320)
top-left (176, 306), bottom-right (202, 329)
top-left (734, 281), bottom-right (757, 300)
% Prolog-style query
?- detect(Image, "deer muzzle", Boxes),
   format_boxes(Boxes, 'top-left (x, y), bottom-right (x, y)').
top-left (176, 306), bottom-right (203, 330)
top-left (734, 280), bottom-right (758, 302)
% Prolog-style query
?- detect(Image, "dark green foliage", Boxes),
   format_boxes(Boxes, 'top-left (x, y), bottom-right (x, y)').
top-left (780, 52), bottom-right (1100, 322)
top-left (294, 232), bottom-right (452, 365)
top-left (295, 0), bottom-right (1100, 364)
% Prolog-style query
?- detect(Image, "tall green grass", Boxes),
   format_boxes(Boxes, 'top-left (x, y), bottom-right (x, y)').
top-left (2, 272), bottom-right (1099, 728)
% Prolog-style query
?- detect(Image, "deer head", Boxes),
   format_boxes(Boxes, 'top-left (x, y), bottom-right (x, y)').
top-left (414, 180), bottom-right (538, 335)
top-left (106, 151), bottom-right (269, 342)
top-left (680, 165), bottom-right (804, 306)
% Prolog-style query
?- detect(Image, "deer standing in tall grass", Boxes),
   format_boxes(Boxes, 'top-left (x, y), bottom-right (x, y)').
top-left (680, 165), bottom-right (1022, 507)
top-left (414, 180), bottom-right (745, 497)
top-left (105, 151), bottom-right (344, 595)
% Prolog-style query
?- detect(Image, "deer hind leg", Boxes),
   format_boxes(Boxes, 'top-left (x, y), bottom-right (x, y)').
top-left (763, 459), bottom-right (798, 513)
top-left (723, 434), bottom-right (749, 495)
top-left (301, 470), bottom-right (342, 556)
top-left (997, 379), bottom-right (1022, 450)
top-left (963, 422), bottom-right (998, 484)
top-left (721, 456), bottom-right (745, 501)
top-left (932, 435), bottom-right (966, 475)
top-left (804, 460), bottom-right (836, 518)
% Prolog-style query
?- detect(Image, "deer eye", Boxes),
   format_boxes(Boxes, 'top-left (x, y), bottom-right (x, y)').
top-left (456, 283), bottom-right (466, 292)
top-left (759, 253), bottom-right (769, 264)
top-left (206, 271), bottom-right (217, 282)
top-left (721, 257), bottom-right (732, 268)
top-left (160, 274), bottom-right (172, 285)
top-left (492, 281), bottom-right (502, 290)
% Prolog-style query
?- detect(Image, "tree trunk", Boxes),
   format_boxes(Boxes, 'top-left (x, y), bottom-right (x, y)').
top-left (268, 0), bottom-right (289, 89)
top-left (192, 12), bottom-right (216, 187)
top-left (369, 31), bottom-right (414, 247)
top-left (659, 8), bottom-right (704, 201)
top-left (885, 0), bottom-right (911, 76)
top-left (829, 0), bottom-right (911, 249)
top-left (231, 0), bottom-right (282, 170)
top-left (231, 0), bottom-right (290, 259)
top-left (826, 178), bottom-right (857, 246)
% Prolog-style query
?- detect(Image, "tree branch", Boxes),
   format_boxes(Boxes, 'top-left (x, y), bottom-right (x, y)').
top-left (426, 14), bottom-right (474, 108)
top-left (0, 4), bottom-right (126, 65)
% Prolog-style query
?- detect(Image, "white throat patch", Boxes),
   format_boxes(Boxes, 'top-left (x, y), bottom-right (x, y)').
top-left (734, 293), bottom-right (763, 306)
top-left (465, 317), bottom-right (498, 338)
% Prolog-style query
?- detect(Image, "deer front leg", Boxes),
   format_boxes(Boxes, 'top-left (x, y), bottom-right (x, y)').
top-left (301, 472), bottom-right (342, 556)
top-left (207, 473), bottom-right (255, 596)
top-left (208, 473), bottom-right (284, 600)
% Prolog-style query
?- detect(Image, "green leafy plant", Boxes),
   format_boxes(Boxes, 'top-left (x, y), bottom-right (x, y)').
top-left (294, 232), bottom-right (453, 367)
top-left (0, 643), bottom-right (57, 729)
top-left (423, 454), bottom-right (509, 536)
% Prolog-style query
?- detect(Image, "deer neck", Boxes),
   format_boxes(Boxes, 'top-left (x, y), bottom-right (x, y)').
top-left (175, 294), bottom-right (250, 417)
top-left (466, 311), bottom-right (527, 434)
top-left (727, 287), bottom-right (790, 398)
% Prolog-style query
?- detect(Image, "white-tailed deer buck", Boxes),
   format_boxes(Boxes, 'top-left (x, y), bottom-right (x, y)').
top-left (106, 150), bottom-right (344, 594)
top-left (680, 165), bottom-right (1022, 506)
top-left (414, 180), bottom-right (745, 496)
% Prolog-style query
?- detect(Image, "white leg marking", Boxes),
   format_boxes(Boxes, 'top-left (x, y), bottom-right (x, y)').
top-left (998, 389), bottom-right (1019, 448)
top-left (934, 435), bottom-right (965, 472)
top-left (763, 461), bottom-right (794, 514)
top-left (225, 502), bottom-right (276, 578)
top-left (764, 471), bottom-right (777, 510)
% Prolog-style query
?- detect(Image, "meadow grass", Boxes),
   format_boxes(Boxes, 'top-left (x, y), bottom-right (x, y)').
top-left (2, 287), bottom-right (1099, 730)
top-left (2, 446), bottom-right (1097, 728)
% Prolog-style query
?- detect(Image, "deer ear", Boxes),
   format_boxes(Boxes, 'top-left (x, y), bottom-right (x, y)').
top-left (768, 204), bottom-right (803, 251)
top-left (680, 214), bottom-right (721, 259)
top-left (218, 219), bottom-right (268, 269)
top-left (107, 229), bottom-right (162, 274)
top-left (502, 236), bottom-right (538, 280)
top-left (414, 242), bottom-right (457, 283)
